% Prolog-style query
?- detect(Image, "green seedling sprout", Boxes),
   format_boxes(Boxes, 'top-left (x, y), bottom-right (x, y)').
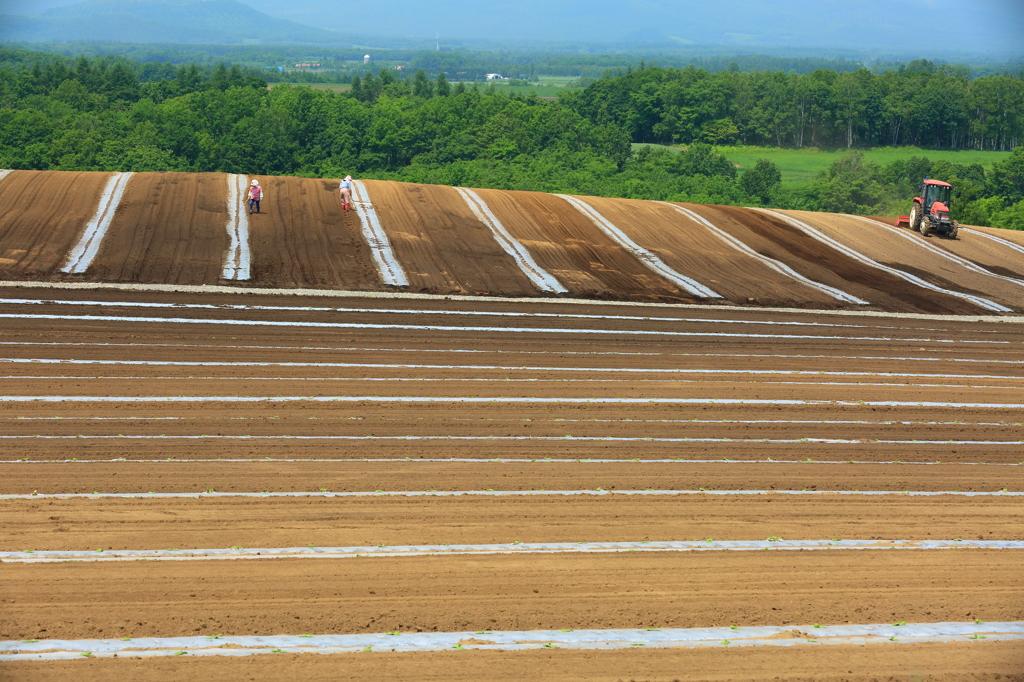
top-left (729, 625), bottom-right (739, 631)
top-left (542, 643), bottom-right (557, 648)
top-left (452, 644), bottom-right (464, 649)
top-left (559, 629), bottom-right (573, 633)
top-left (271, 648), bottom-right (284, 653)
top-left (474, 630), bottom-right (492, 635)
top-left (766, 536), bottom-right (782, 541)
top-left (173, 651), bottom-right (187, 655)
top-left (386, 631), bottom-right (400, 636)
top-left (720, 640), bottom-right (730, 645)
top-left (630, 642), bottom-right (645, 646)
top-left (813, 623), bottom-right (824, 628)
top-left (121, 638), bottom-right (131, 642)
top-left (362, 646), bottom-right (372, 652)
top-left (974, 618), bottom-right (984, 624)
top-left (893, 621), bottom-right (906, 626)
top-left (320, 488), bottom-right (328, 492)
top-left (299, 634), bottom-right (313, 638)
top-left (80, 652), bottom-right (92, 657)
top-left (889, 636), bottom-right (898, 642)
top-left (20, 639), bottom-right (38, 643)
top-left (206, 634), bottom-right (222, 640)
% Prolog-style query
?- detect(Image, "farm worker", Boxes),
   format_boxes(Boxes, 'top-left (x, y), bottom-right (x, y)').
top-left (339, 175), bottom-right (353, 212)
top-left (248, 179), bottom-right (263, 214)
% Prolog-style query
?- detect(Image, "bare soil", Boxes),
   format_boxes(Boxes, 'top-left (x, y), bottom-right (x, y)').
top-left (0, 170), bottom-right (112, 280)
top-left (247, 176), bottom-right (385, 291)
top-left (6, 642), bottom-right (1021, 682)
top-left (85, 172), bottom-right (229, 285)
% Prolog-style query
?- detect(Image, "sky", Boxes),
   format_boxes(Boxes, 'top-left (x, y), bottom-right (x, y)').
top-left (1, 0), bottom-right (1022, 54)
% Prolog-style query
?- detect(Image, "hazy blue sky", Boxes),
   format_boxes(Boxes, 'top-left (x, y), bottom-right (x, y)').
top-left (2, 0), bottom-right (1022, 54)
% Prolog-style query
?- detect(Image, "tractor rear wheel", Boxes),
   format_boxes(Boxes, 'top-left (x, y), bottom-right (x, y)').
top-left (949, 221), bottom-right (959, 239)
top-left (909, 204), bottom-right (921, 232)
top-left (921, 219), bottom-right (932, 237)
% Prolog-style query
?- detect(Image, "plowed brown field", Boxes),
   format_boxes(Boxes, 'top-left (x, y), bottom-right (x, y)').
top-left (362, 180), bottom-right (539, 296)
top-left (2, 170), bottom-right (1023, 316)
top-left (248, 176), bottom-right (386, 290)
top-left (1, 172), bottom-right (1023, 679)
top-left (0, 170), bottom-right (111, 280)
top-left (86, 172), bottom-right (229, 285)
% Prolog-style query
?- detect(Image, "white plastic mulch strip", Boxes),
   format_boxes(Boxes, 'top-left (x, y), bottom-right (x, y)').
top-left (1, 312), bottom-right (1014, 345)
top-left (350, 181), bottom-right (408, 287)
top-left (3, 435), bottom-right (1022, 446)
top-left (3, 540), bottom-right (1022, 564)
top-left (454, 187), bottom-right (567, 294)
top-left (3, 396), bottom-right (1023, 408)
top-left (4, 622), bottom-right (1022, 660)
top-left (557, 194), bottom-right (721, 298)
top-left (222, 174), bottom-right (251, 281)
top-left (5, 490), bottom-right (1020, 500)
top-left (850, 215), bottom-right (1024, 290)
top-left (961, 228), bottom-right (1024, 257)
top-left (756, 209), bottom-right (1011, 313)
top-left (4, 358), bottom-right (1020, 381)
top-left (664, 203), bottom-right (867, 305)
top-left (0, 169), bottom-right (11, 183)
top-left (60, 172), bottom-right (133, 275)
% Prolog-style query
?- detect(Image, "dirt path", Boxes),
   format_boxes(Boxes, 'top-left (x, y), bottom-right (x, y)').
top-left (84, 173), bottom-right (228, 284)
top-left (246, 176), bottom-right (385, 290)
top-left (0, 170), bottom-right (113, 280)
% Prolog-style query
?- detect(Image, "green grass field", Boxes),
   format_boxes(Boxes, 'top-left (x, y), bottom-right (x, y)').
top-left (724, 146), bottom-right (1012, 186)
top-left (633, 143), bottom-right (1010, 186)
top-left (268, 83), bottom-right (351, 92)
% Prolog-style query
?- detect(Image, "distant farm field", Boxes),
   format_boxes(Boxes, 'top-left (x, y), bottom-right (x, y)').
top-left (633, 144), bottom-right (1012, 187)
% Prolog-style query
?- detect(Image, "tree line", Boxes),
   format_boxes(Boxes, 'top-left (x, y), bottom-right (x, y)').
top-left (562, 61), bottom-right (1024, 151)
top-left (0, 50), bottom-right (1020, 229)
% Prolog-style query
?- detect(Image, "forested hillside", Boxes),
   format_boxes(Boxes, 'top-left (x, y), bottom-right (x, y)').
top-left (0, 50), bottom-right (1021, 228)
top-left (562, 62), bottom-right (1023, 150)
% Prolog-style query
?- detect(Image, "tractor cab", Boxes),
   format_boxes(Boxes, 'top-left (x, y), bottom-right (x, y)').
top-left (906, 177), bottom-right (958, 238)
top-left (921, 180), bottom-right (952, 215)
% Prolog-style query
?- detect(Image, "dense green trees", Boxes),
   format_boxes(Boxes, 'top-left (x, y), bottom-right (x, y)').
top-left (562, 61), bottom-right (1024, 151)
top-left (0, 50), bottom-right (1020, 228)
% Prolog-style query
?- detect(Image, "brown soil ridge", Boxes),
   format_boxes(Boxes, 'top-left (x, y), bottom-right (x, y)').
top-left (2, 551), bottom-right (1021, 640)
top-left (0, 170), bottom-right (113, 280)
top-left (10, 642), bottom-right (1022, 682)
top-left (3, 494), bottom-right (1021, 551)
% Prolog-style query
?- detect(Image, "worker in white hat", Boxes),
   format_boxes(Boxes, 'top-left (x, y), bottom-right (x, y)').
top-left (248, 179), bottom-right (263, 214)
top-left (339, 175), bottom-right (353, 212)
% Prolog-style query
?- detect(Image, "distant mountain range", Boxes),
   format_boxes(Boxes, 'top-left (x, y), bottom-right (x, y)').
top-left (0, 0), bottom-right (1021, 56)
top-left (0, 0), bottom-right (346, 45)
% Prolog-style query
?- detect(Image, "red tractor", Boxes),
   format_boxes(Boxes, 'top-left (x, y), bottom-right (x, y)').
top-left (896, 178), bottom-right (959, 238)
